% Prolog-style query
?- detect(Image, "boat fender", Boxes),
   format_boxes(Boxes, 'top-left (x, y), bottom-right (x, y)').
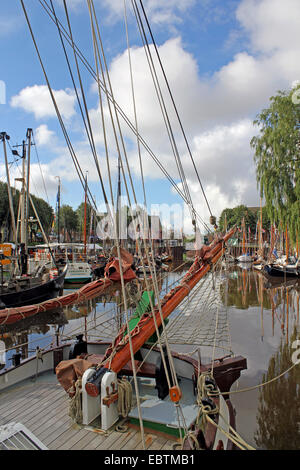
top-left (85, 367), bottom-right (107, 397)
top-left (204, 376), bottom-right (218, 395)
top-left (68, 334), bottom-right (88, 360)
top-left (11, 353), bottom-right (22, 367)
top-left (155, 346), bottom-right (173, 400)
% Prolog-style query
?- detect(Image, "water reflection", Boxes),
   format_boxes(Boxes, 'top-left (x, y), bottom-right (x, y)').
top-left (1, 262), bottom-right (299, 449)
top-left (0, 262), bottom-right (184, 368)
top-left (255, 325), bottom-right (300, 450)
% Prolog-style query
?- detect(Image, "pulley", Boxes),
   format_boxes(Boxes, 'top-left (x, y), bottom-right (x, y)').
top-left (169, 386), bottom-right (182, 402)
top-left (209, 215), bottom-right (217, 226)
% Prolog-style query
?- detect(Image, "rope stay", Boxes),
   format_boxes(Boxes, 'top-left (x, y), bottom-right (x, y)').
top-left (137, 0), bottom-right (213, 220)
top-left (16, 0), bottom-right (239, 450)
top-left (36, 0), bottom-right (213, 233)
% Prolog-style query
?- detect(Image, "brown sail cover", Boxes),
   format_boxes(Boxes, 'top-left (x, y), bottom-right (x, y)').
top-left (104, 247), bottom-right (136, 281)
top-left (56, 355), bottom-right (104, 396)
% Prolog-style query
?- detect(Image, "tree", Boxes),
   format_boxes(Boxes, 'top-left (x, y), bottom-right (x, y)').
top-left (0, 181), bottom-right (54, 242)
top-left (30, 194), bottom-right (54, 234)
top-left (251, 85), bottom-right (300, 243)
top-left (60, 205), bottom-right (78, 242)
top-left (218, 205), bottom-right (258, 232)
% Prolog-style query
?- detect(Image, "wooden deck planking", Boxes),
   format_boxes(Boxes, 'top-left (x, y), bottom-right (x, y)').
top-left (24, 395), bottom-right (67, 431)
top-left (0, 384), bottom-right (59, 421)
top-left (31, 405), bottom-right (71, 444)
top-left (80, 431), bottom-right (109, 450)
top-left (147, 436), bottom-right (169, 450)
top-left (107, 429), bottom-right (136, 450)
top-left (41, 418), bottom-right (80, 448)
top-left (0, 380), bottom-right (178, 450)
top-left (55, 427), bottom-right (92, 450)
top-left (70, 429), bottom-right (105, 450)
top-left (0, 387), bottom-right (61, 426)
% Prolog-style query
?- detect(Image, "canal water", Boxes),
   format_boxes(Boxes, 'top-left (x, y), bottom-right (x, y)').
top-left (1, 264), bottom-right (299, 450)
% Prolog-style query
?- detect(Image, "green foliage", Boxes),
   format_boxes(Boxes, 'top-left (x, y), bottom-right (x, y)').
top-left (218, 205), bottom-right (265, 232)
top-left (30, 194), bottom-right (54, 233)
top-left (251, 85), bottom-right (300, 243)
top-left (60, 205), bottom-right (78, 241)
top-left (76, 202), bottom-right (92, 233)
top-left (0, 181), bottom-right (53, 240)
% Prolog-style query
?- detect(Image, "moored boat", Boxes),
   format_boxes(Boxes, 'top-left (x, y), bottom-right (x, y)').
top-left (0, 264), bottom-right (68, 311)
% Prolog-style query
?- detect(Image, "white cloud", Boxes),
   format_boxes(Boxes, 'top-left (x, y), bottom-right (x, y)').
top-left (35, 125), bottom-right (56, 147)
top-left (88, 0), bottom-right (300, 225)
top-left (236, 0), bottom-right (300, 54)
top-left (10, 85), bottom-right (77, 120)
top-left (0, 16), bottom-right (21, 37)
top-left (80, 0), bottom-right (196, 26)
top-left (9, 0), bottom-right (300, 226)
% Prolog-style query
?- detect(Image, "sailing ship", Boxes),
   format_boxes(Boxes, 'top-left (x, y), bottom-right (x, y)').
top-left (263, 226), bottom-right (299, 278)
top-left (236, 218), bottom-right (252, 264)
top-left (0, 131), bottom-right (68, 310)
top-left (0, 0), bottom-right (252, 451)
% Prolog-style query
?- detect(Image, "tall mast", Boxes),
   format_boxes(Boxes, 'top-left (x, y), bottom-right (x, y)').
top-left (259, 197), bottom-right (263, 257)
top-left (84, 173), bottom-right (88, 255)
top-left (25, 128), bottom-right (33, 251)
top-left (20, 139), bottom-right (26, 246)
top-left (285, 224), bottom-right (289, 260)
top-left (0, 132), bottom-right (17, 243)
top-left (242, 217), bottom-right (246, 255)
top-left (56, 176), bottom-right (61, 244)
top-left (116, 157), bottom-right (121, 244)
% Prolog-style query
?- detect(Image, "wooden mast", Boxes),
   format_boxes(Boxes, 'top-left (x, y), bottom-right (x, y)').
top-left (285, 224), bottom-right (289, 261)
top-left (1, 132), bottom-right (17, 244)
top-left (84, 173), bottom-right (88, 256)
top-left (103, 227), bottom-right (236, 373)
top-left (242, 217), bottom-right (246, 255)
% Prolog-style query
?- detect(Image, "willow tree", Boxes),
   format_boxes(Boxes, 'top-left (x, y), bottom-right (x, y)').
top-left (251, 85), bottom-right (300, 243)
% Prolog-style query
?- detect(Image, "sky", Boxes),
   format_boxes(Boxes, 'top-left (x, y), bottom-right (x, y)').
top-left (0, 0), bottom-right (300, 235)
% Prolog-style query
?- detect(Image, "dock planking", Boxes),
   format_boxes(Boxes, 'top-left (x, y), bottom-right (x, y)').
top-left (0, 379), bottom-right (178, 450)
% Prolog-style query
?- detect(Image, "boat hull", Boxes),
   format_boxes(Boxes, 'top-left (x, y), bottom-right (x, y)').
top-left (0, 266), bottom-right (67, 310)
top-left (263, 264), bottom-right (298, 278)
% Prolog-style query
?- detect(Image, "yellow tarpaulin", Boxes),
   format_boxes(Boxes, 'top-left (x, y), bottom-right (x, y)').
top-left (0, 244), bottom-right (12, 265)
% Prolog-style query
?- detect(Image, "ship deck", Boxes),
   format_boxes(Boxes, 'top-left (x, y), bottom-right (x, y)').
top-left (0, 373), bottom-right (176, 451)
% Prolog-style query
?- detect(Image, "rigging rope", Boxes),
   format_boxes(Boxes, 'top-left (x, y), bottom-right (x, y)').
top-left (137, 0), bottom-right (213, 219)
top-left (37, 0), bottom-right (212, 234)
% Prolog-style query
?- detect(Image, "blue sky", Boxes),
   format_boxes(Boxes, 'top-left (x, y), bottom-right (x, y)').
top-left (0, 0), bottom-right (299, 234)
